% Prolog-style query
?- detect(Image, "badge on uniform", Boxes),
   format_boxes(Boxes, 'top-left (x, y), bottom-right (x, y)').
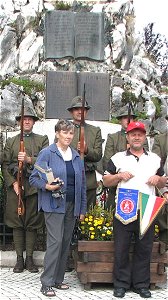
top-left (115, 188), bottom-right (139, 225)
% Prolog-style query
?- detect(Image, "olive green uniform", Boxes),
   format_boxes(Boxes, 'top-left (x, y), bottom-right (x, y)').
top-left (152, 132), bottom-right (168, 246)
top-left (102, 129), bottom-right (149, 209)
top-left (2, 132), bottom-right (49, 256)
top-left (71, 123), bottom-right (102, 209)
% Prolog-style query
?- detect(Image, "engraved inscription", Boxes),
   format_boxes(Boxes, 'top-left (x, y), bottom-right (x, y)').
top-left (44, 11), bottom-right (104, 61)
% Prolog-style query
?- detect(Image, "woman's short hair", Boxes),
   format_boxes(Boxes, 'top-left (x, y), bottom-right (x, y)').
top-left (55, 119), bottom-right (74, 133)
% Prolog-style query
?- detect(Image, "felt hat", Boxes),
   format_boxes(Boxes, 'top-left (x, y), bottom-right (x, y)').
top-left (67, 96), bottom-right (91, 111)
top-left (15, 106), bottom-right (39, 121)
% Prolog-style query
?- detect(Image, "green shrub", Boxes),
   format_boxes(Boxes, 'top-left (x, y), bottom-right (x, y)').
top-left (1, 78), bottom-right (44, 96)
top-left (54, 1), bottom-right (71, 10)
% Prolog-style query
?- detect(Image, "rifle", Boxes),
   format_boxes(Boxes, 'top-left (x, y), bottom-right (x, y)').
top-left (127, 101), bottom-right (132, 124)
top-left (79, 84), bottom-right (86, 160)
top-left (17, 98), bottom-right (25, 216)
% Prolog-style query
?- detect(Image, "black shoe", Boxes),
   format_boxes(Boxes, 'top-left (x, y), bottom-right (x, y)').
top-left (25, 256), bottom-right (39, 273)
top-left (13, 256), bottom-right (24, 273)
top-left (113, 287), bottom-right (126, 298)
top-left (133, 288), bottom-right (151, 298)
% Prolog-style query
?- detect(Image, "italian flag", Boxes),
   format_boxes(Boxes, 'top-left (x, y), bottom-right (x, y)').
top-left (139, 192), bottom-right (166, 237)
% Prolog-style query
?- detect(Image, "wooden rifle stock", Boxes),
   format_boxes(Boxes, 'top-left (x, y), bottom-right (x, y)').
top-left (17, 98), bottom-right (25, 216)
top-left (79, 84), bottom-right (86, 160)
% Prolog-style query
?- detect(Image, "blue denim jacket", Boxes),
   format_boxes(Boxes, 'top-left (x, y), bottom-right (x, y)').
top-left (29, 143), bottom-right (87, 216)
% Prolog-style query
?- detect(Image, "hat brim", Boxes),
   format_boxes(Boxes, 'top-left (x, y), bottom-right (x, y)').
top-left (127, 128), bottom-right (146, 133)
top-left (15, 115), bottom-right (39, 121)
top-left (116, 114), bottom-right (137, 119)
top-left (67, 105), bottom-right (91, 111)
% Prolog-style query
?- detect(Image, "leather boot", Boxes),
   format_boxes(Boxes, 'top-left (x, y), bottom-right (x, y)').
top-left (25, 256), bottom-right (39, 273)
top-left (13, 256), bottom-right (24, 273)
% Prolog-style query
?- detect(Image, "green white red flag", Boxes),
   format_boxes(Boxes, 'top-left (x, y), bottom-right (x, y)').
top-left (139, 192), bottom-right (166, 238)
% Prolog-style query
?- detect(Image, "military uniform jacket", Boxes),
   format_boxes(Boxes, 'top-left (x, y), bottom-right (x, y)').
top-left (152, 132), bottom-right (167, 166)
top-left (71, 123), bottom-right (102, 190)
top-left (2, 132), bottom-right (49, 196)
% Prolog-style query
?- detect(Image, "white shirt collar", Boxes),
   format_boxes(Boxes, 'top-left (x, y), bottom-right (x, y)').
top-left (57, 146), bottom-right (72, 161)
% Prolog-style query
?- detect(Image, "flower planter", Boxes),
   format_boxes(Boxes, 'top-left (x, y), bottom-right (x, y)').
top-left (74, 240), bottom-right (167, 290)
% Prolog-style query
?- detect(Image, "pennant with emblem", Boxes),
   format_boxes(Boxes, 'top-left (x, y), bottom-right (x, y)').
top-left (139, 192), bottom-right (166, 238)
top-left (115, 188), bottom-right (139, 225)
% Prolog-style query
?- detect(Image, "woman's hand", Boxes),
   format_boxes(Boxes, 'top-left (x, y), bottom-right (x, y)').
top-left (45, 178), bottom-right (64, 191)
top-left (79, 214), bottom-right (85, 221)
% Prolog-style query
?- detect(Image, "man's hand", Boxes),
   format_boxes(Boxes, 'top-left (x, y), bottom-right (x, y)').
top-left (18, 151), bottom-right (32, 164)
top-left (77, 141), bottom-right (88, 154)
top-left (117, 171), bottom-right (134, 182)
top-left (13, 182), bottom-right (19, 195)
top-left (163, 192), bottom-right (168, 203)
top-left (146, 175), bottom-right (166, 187)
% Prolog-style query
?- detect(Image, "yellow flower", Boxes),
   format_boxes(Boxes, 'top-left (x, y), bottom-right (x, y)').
top-left (98, 220), bottom-right (103, 225)
top-left (89, 227), bottom-right (94, 231)
top-left (79, 205), bottom-right (114, 241)
top-left (94, 221), bottom-right (98, 226)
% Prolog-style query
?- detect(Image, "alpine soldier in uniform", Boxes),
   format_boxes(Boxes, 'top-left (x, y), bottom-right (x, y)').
top-left (67, 96), bottom-right (102, 209)
top-left (103, 121), bottom-right (166, 298)
top-left (152, 130), bottom-right (168, 247)
top-left (2, 107), bottom-right (49, 273)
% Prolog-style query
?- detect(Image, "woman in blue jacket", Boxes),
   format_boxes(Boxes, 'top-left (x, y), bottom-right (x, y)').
top-left (29, 119), bottom-right (87, 297)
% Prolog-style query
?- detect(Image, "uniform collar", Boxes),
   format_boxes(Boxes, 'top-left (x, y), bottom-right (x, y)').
top-left (23, 132), bottom-right (32, 137)
top-left (121, 128), bottom-right (126, 136)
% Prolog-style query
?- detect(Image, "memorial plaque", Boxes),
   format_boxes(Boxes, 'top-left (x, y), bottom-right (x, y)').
top-left (74, 12), bottom-right (104, 60)
top-left (44, 11), bottom-right (74, 59)
top-left (46, 71), bottom-right (77, 119)
top-left (44, 11), bottom-right (104, 61)
top-left (78, 73), bottom-right (110, 120)
top-left (45, 71), bottom-right (110, 121)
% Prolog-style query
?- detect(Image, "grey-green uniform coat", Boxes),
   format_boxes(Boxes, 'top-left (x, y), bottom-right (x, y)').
top-left (102, 130), bottom-right (149, 209)
top-left (152, 132), bottom-right (168, 246)
top-left (71, 123), bottom-right (102, 209)
top-left (2, 132), bottom-right (49, 229)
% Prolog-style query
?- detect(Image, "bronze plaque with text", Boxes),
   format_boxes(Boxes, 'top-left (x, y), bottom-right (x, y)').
top-left (44, 11), bottom-right (104, 61)
top-left (45, 71), bottom-right (109, 120)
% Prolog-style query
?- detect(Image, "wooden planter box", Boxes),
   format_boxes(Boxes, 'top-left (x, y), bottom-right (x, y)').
top-left (74, 240), bottom-right (167, 290)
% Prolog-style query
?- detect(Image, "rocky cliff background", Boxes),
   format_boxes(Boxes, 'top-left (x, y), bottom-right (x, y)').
top-left (0, 0), bottom-right (168, 145)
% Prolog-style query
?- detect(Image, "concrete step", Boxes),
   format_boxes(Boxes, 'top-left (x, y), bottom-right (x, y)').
top-left (0, 251), bottom-right (45, 267)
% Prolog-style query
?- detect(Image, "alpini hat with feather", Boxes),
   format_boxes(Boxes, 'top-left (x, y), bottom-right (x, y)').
top-left (116, 106), bottom-right (137, 119)
top-left (67, 96), bottom-right (91, 111)
top-left (15, 106), bottom-right (39, 121)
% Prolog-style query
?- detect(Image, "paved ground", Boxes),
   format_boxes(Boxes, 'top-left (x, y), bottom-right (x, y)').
top-left (0, 266), bottom-right (167, 300)
top-left (0, 250), bottom-right (167, 299)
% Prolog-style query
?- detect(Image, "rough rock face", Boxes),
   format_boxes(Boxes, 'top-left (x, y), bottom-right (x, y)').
top-left (0, 0), bottom-right (167, 136)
